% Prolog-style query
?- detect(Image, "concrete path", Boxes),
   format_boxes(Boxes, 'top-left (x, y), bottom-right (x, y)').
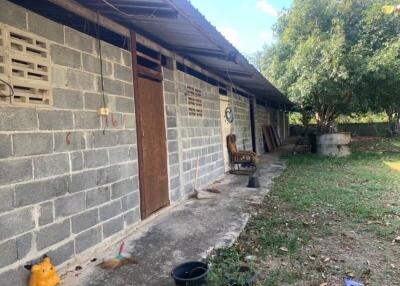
top-left (63, 153), bottom-right (286, 286)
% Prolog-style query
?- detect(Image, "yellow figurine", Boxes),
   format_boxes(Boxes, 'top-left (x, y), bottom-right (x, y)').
top-left (28, 256), bottom-right (60, 286)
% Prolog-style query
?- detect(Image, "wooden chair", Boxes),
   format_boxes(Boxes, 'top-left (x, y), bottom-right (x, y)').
top-left (226, 134), bottom-right (258, 174)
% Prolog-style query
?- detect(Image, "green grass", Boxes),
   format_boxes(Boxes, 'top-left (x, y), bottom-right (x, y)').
top-left (207, 137), bottom-right (400, 285)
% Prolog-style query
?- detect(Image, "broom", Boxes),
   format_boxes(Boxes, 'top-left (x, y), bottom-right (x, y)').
top-left (99, 242), bottom-right (138, 270)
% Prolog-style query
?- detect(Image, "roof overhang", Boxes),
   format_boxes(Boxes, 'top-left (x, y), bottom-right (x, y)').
top-left (73, 0), bottom-right (291, 106)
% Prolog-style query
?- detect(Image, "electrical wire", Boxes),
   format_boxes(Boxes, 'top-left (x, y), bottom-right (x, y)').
top-left (95, 12), bottom-right (108, 135)
top-left (100, 0), bottom-right (159, 20)
top-left (0, 78), bottom-right (14, 104)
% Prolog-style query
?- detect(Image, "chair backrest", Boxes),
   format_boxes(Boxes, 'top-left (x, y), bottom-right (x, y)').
top-left (227, 134), bottom-right (238, 156)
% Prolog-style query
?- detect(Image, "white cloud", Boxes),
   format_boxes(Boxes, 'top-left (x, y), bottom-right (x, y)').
top-left (256, 0), bottom-right (278, 17)
top-left (217, 26), bottom-right (240, 48)
top-left (260, 30), bottom-right (274, 43)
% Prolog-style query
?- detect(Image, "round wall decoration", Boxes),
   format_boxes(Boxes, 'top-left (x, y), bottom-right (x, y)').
top-left (225, 106), bottom-right (234, 123)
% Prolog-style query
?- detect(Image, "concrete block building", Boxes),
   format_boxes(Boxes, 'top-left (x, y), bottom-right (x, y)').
top-left (0, 0), bottom-right (290, 284)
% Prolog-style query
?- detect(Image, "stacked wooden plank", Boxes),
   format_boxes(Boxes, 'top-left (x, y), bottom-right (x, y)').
top-left (262, 125), bottom-right (283, 153)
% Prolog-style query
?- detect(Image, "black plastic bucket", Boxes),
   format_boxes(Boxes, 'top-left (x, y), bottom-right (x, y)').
top-left (171, 261), bottom-right (209, 286)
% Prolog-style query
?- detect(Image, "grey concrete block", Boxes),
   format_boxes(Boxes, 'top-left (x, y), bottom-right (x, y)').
top-left (53, 88), bottom-right (83, 110)
top-left (109, 146), bottom-right (130, 164)
top-left (167, 129), bottom-right (178, 140)
top-left (13, 133), bottom-right (53, 156)
top-left (123, 114), bottom-right (136, 129)
top-left (170, 176), bottom-right (180, 189)
top-left (46, 240), bottom-right (74, 266)
top-left (118, 130), bottom-right (135, 145)
top-left (82, 53), bottom-right (112, 76)
top-left (99, 200), bottom-right (122, 221)
top-left (0, 134), bottom-right (12, 159)
top-left (170, 187), bottom-right (181, 202)
top-left (39, 201), bottom-right (53, 226)
top-left (162, 68), bottom-right (174, 81)
top-left (168, 141), bottom-right (179, 153)
top-left (114, 63), bottom-right (132, 82)
top-left (169, 153), bottom-right (179, 165)
top-left (86, 186), bottom-right (110, 208)
top-left (123, 208), bottom-right (140, 226)
top-left (167, 117), bottom-right (177, 128)
top-left (0, 239), bottom-right (17, 268)
top-left (66, 69), bottom-right (95, 91)
top-left (70, 169), bottom-right (97, 193)
top-left (16, 232), bottom-right (33, 259)
top-left (54, 132), bottom-right (86, 152)
top-left (0, 186), bottom-right (14, 214)
top-left (102, 215), bottom-right (123, 238)
top-left (28, 12), bottom-right (64, 44)
top-left (121, 51), bottom-right (132, 67)
top-left (65, 27), bottom-right (93, 53)
top-left (0, 158), bottom-right (32, 185)
top-left (15, 176), bottom-right (70, 207)
top-left (128, 146), bottom-right (138, 161)
top-left (0, 207), bottom-right (34, 241)
top-left (99, 42), bottom-right (121, 63)
top-left (92, 130), bottom-right (118, 148)
top-left (71, 209), bottom-right (99, 234)
top-left (55, 192), bottom-right (85, 218)
top-left (0, 107), bottom-right (37, 131)
top-left (84, 92), bottom-right (102, 110)
top-left (164, 81), bottom-right (175, 93)
top-left (165, 93), bottom-right (176, 105)
top-left (75, 226), bottom-right (101, 254)
top-left (36, 219), bottom-right (70, 250)
top-left (123, 82), bottom-right (134, 98)
top-left (120, 162), bottom-right (138, 179)
top-left (121, 191), bottom-right (139, 211)
top-left (84, 149), bottom-right (108, 168)
top-left (0, 266), bottom-right (28, 286)
top-left (75, 111), bottom-right (101, 129)
top-left (115, 97), bottom-right (134, 113)
top-left (97, 77), bottom-right (123, 95)
top-left (111, 178), bottom-right (136, 199)
top-left (71, 151), bottom-right (84, 172)
top-left (97, 165), bottom-right (121, 186)
top-left (0, 0), bottom-right (26, 29)
top-left (51, 45), bottom-right (82, 69)
top-left (166, 105), bottom-right (176, 116)
top-left (33, 153), bottom-right (70, 179)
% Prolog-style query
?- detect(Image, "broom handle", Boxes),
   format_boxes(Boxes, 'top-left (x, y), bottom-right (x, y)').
top-left (119, 242), bottom-right (124, 255)
top-left (194, 156), bottom-right (200, 189)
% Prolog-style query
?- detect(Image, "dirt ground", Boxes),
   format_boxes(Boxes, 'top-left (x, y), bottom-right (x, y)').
top-left (208, 137), bottom-right (400, 286)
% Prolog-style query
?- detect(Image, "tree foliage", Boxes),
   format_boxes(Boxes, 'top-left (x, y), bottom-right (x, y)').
top-left (260, 0), bottom-right (400, 132)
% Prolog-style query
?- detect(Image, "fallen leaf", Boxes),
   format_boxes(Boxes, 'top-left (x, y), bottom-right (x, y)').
top-left (279, 247), bottom-right (288, 252)
top-left (308, 255), bottom-right (316, 261)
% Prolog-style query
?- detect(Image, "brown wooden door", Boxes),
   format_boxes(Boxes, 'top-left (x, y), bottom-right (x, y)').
top-left (136, 77), bottom-right (169, 218)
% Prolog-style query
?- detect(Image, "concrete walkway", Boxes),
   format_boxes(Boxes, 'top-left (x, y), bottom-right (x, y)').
top-left (62, 153), bottom-right (286, 286)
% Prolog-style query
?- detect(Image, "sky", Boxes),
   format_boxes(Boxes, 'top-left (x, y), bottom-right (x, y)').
top-left (190, 0), bottom-right (293, 55)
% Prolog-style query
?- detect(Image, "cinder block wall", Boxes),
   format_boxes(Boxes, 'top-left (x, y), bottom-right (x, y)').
top-left (162, 67), bottom-right (182, 202)
top-left (0, 1), bottom-right (139, 284)
top-left (255, 104), bottom-right (271, 154)
top-left (176, 71), bottom-right (225, 196)
top-left (231, 92), bottom-right (252, 151)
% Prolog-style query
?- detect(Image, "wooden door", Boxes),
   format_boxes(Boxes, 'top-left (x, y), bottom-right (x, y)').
top-left (219, 96), bottom-right (231, 172)
top-left (136, 77), bottom-right (169, 218)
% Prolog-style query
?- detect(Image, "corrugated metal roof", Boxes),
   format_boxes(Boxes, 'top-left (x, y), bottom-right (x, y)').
top-left (76, 0), bottom-right (291, 105)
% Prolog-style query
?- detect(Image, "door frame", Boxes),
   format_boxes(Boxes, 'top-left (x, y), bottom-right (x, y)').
top-left (130, 30), bottom-right (169, 219)
top-left (249, 99), bottom-right (257, 153)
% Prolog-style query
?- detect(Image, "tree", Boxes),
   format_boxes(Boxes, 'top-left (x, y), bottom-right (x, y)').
top-left (367, 39), bottom-right (400, 133)
top-left (259, 0), bottom-right (399, 132)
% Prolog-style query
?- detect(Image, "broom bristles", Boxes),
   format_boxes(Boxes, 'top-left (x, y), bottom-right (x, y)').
top-left (99, 257), bottom-right (138, 270)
